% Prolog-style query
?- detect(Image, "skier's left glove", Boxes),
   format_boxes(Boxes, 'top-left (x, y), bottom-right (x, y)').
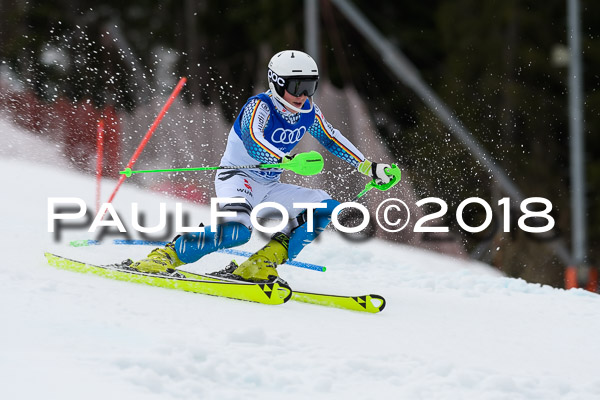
top-left (358, 159), bottom-right (392, 184)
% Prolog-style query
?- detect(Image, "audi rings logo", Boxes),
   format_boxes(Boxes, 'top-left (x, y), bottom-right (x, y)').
top-left (268, 69), bottom-right (285, 87)
top-left (271, 127), bottom-right (306, 144)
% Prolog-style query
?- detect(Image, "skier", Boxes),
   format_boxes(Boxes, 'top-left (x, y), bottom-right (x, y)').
top-left (131, 50), bottom-right (392, 282)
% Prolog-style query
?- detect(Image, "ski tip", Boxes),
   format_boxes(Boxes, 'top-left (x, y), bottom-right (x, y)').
top-left (369, 294), bottom-right (386, 312)
top-left (260, 279), bottom-right (293, 304)
top-left (277, 282), bottom-right (293, 303)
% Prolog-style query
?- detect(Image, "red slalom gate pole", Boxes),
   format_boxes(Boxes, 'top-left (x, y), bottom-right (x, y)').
top-left (95, 118), bottom-right (105, 214)
top-left (106, 77), bottom-right (187, 205)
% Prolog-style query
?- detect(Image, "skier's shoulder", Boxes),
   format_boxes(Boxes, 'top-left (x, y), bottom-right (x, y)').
top-left (245, 90), bottom-right (274, 107)
top-left (312, 102), bottom-right (323, 116)
top-left (241, 91), bottom-right (272, 115)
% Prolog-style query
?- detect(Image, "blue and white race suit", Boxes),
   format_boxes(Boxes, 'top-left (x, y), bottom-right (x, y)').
top-left (175, 90), bottom-right (366, 263)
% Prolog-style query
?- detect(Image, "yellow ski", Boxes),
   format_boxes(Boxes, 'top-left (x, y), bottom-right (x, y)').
top-left (44, 253), bottom-right (291, 305)
top-left (177, 269), bottom-right (386, 313)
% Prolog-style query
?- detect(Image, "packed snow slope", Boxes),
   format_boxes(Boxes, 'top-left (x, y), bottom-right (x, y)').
top-left (2, 117), bottom-right (600, 400)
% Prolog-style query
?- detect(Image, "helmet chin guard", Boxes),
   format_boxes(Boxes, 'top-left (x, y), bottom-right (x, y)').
top-left (269, 82), bottom-right (314, 113)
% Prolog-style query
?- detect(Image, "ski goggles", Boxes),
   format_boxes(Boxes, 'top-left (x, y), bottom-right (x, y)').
top-left (284, 77), bottom-right (319, 97)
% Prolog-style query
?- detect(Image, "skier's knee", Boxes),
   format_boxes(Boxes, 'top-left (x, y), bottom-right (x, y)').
top-left (217, 199), bottom-right (253, 229)
top-left (315, 198), bottom-right (340, 216)
top-left (287, 198), bottom-right (340, 261)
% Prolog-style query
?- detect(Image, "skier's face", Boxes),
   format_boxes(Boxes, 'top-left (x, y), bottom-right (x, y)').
top-left (282, 90), bottom-right (307, 113)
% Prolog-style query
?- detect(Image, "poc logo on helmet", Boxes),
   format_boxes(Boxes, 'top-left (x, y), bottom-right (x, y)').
top-left (268, 69), bottom-right (285, 87)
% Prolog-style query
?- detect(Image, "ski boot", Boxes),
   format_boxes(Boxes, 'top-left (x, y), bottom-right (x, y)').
top-left (130, 242), bottom-right (184, 273)
top-left (211, 233), bottom-right (290, 284)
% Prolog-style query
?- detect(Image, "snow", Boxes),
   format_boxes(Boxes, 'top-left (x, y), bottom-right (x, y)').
top-left (1, 116), bottom-right (600, 400)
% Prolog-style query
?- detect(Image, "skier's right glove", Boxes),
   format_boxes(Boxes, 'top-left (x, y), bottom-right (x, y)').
top-left (281, 154), bottom-right (295, 164)
top-left (358, 159), bottom-right (392, 185)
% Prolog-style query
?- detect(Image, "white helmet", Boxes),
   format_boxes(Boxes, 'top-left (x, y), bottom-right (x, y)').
top-left (268, 50), bottom-right (319, 113)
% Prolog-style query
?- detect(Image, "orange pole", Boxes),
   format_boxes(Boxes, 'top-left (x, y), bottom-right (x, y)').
top-left (565, 266), bottom-right (578, 289)
top-left (565, 266), bottom-right (599, 293)
top-left (106, 77), bottom-right (187, 205)
top-left (585, 268), bottom-right (598, 292)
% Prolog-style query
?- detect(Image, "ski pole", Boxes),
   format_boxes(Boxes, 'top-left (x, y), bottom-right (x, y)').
top-left (119, 150), bottom-right (324, 177)
top-left (353, 164), bottom-right (402, 201)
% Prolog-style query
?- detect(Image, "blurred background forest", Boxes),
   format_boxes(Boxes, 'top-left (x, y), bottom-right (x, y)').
top-left (0, 0), bottom-right (598, 289)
